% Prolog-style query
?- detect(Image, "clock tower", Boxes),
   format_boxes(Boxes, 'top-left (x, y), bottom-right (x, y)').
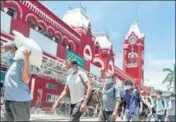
top-left (123, 21), bottom-right (145, 89)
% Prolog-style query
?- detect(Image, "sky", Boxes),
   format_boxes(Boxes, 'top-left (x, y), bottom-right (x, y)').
top-left (42, 1), bottom-right (175, 91)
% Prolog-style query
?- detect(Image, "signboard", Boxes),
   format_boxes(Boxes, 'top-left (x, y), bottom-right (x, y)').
top-left (46, 83), bottom-right (57, 90)
top-left (67, 50), bottom-right (84, 68)
top-left (0, 71), bottom-right (6, 83)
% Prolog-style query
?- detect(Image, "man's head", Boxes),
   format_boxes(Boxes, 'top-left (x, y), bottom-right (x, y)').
top-left (2, 42), bottom-right (17, 60)
top-left (66, 59), bottom-right (78, 73)
top-left (124, 79), bottom-right (133, 91)
top-left (2, 42), bottom-right (17, 53)
top-left (156, 90), bottom-right (162, 99)
top-left (104, 72), bottom-right (115, 88)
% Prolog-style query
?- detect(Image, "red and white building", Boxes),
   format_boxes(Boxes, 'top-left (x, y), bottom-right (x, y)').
top-left (0, 1), bottom-right (150, 107)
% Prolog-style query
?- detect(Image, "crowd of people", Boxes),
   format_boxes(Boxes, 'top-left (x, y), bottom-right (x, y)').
top-left (0, 42), bottom-right (175, 121)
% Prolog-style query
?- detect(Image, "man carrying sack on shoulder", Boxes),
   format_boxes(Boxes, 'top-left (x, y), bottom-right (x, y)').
top-left (53, 59), bottom-right (92, 121)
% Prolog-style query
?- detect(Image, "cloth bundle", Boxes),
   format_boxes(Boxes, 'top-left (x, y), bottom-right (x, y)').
top-left (12, 30), bottom-right (43, 68)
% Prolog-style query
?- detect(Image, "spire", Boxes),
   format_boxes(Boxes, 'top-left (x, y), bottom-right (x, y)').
top-left (125, 19), bottom-right (144, 39)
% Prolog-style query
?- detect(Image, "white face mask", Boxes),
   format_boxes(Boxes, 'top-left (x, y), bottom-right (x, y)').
top-left (67, 68), bottom-right (74, 74)
top-left (4, 51), bottom-right (14, 60)
top-left (124, 85), bottom-right (132, 91)
top-left (105, 78), bottom-right (112, 85)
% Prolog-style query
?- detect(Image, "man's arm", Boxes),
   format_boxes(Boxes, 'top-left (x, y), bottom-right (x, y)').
top-left (55, 85), bottom-right (69, 105)
top-left (167, 100), bottom-right (172, 109)
top-left (113, 86), bottom-right (121, 114)
top-left (22, 51), bottom-right (31, 83)
top-left (83, 80), bottom-right (92, 105)
top-left (137, 91), bottom-right (143, 112)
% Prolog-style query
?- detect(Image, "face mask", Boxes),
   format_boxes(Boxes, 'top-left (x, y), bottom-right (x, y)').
top-left (170, 97), bottom-right (175, 100)
top-left (124, 85), bottom-right (132, 91)
top-left (4, 51), bottom-right (14, 60)
top-left (105, 78), bottom-right (112, 85)
top-left (67, 68), bottom-right (74, 74)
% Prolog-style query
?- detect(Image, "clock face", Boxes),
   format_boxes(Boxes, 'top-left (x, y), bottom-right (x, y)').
top-left (129, 37), bottom-right (136, 44)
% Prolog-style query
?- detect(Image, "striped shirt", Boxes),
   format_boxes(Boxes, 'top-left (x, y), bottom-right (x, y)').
top-left (101, 85), bottom-right (121, 112)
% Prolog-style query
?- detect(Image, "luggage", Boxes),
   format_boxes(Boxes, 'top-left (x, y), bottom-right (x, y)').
top-left (12, 30), bottom-right (43, 68)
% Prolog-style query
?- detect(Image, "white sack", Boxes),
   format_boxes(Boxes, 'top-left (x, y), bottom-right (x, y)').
top-left (12, 30), bottom-right (43, 68)
top-left (12, 30), bottom-right (26, 48)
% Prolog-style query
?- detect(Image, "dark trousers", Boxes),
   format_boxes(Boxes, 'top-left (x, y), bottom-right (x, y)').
top-left (69, 101), bottom-right (83, 122)
top-left (98, 110), bottom-right (114, 122)
top-left (1, 100), bottom-right (31, 121)
top-left (155, 114), bottom-right (165, 122)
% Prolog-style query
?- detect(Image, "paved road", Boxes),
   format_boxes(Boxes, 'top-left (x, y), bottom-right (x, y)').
top-left (30, 113), bottom-right (123, 121)
top-left (30, 113), bottom-right (96, 121)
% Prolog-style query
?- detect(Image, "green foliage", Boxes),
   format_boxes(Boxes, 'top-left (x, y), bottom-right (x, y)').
top-left (162, 64), bottom-right (175, 93)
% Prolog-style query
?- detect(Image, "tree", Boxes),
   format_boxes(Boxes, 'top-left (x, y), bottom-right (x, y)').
top-left (162, 64), bottom-right (175, 93)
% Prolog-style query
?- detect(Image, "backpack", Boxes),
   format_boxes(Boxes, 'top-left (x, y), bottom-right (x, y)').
top-left (79, 74), bottom-right (101, 106)
top-left (141, 101), bottom-right (150, 116)
top-left (117, 89), bottom-right (126, 115)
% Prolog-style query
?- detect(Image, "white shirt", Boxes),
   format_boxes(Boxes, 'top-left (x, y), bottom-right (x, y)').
top-left (66, 71), bottom-right (88, 104)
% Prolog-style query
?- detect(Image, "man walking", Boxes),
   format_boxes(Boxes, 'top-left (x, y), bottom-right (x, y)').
top-left (121, 79), bottom-right (143, 121)
top-left (154, 90), bottom-right (167, 122)
top-left (36, 86), bottom-right (43, 108)
top-left (53, 59), bottom-right (92, 121)
top-left (98, 73), bottom-right (121, 122)
top-left (166, 93), bottom-right (175, 121)
top-left (1, 44), bottom-right (32, 121)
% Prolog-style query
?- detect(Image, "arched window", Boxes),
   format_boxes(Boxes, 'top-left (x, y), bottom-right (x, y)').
top-left (38, 26), bottom-right (45, 34)
top-left (128, 52), bottom-right (137, 64)
top-left (62, 41), bottom-right (68, 48)
top-left (95, 45), bottom-right (99, 54)
top-left (68, 44), bottom-right (72, 51)
top-left (28, 20), bottom-right (36, 29)
top-left (44, 32), bottom-right (53, 40)
top-left (55, 37), bottom-right (60, 44)
top-left (7, 7), bottom-right (17, 18)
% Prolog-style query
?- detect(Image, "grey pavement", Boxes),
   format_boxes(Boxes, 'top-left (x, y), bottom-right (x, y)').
top-left (30, 113), bottom-right (96, 121)
top-left (30, 113), bottom-right (124, 121)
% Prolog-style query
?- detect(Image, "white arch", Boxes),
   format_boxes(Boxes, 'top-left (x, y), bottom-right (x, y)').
top-left (25, 13), bottom-right (38, 22)
top-left (83, 45), bottom-right (92, 61)
top-left (47, 26), bottom-right (56, 34)
top-left (93, 58), bottom-right (104, 70)
top-left (55, 31), bottom-right (62, 40)
top-left (37, 20), bottom-right (47, 31)
top-left (6, 1), bottom-right (23, 18)
top-left (108, 60), bottom-right (114, 74)
top-left (62, 36), bottom-right (69, 42)
top-left (94, 40), bottom-right (99, 45)
top-left (38, 20), bottom-right (47, 29)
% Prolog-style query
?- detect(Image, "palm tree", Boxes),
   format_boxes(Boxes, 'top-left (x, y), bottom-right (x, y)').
top-left (162, 64), bottom-right (175, 93)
